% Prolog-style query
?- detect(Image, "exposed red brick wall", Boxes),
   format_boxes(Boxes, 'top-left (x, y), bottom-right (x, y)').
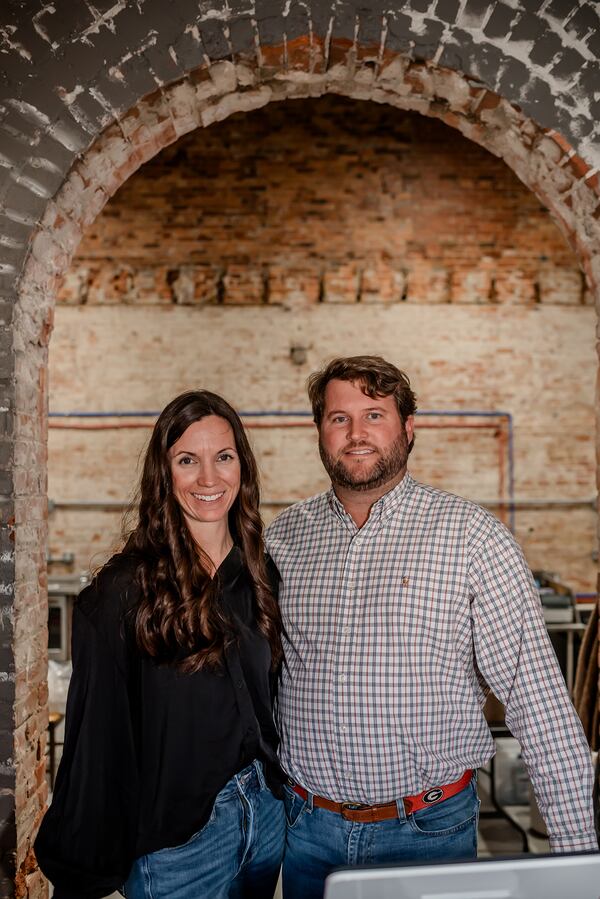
top-left (47, 97), bottom-right (596, 598)
top-left (58, 97), bottom-right (586, 307)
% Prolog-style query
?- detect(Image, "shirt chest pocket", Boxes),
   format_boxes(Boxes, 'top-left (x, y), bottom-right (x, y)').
top-left (371, 579), bottom-right (450, 642)
top-left (381, 582), bottom-right (464, 672)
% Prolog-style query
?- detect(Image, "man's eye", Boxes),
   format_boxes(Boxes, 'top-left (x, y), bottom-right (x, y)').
top-left (367, 412), bottom-right (382, 420)
top-left (332, 416), bottom-right (347, 424)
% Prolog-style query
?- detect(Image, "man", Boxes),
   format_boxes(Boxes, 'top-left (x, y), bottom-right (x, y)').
top-left (266, 355), bottom-right (597, 899)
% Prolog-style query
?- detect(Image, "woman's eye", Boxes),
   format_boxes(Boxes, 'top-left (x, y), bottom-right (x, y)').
top-left (179, 456), bottom-right (194, 465)
top-left (217, 453), bottom-right (235, 462)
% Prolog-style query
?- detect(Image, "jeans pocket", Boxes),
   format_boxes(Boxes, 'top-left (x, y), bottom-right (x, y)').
top-left (408, 784), bottom-right (480, 837)
top-left (282, 784), bottom-right (308, 829)
top-left (152, 802), bottom-right (219, 855)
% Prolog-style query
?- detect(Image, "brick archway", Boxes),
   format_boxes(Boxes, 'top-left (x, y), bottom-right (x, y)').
top-left (2, 3), bottom-right (600, 896)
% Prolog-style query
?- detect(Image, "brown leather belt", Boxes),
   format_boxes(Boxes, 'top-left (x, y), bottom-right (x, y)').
top-left (292, 769), bottom-right (473, 823)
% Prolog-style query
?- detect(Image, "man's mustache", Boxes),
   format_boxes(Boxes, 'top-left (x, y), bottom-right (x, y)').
top-left (340, 442), bottom-right (379, 454)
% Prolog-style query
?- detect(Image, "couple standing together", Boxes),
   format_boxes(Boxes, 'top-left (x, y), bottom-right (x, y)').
top-left (36, 355), bottom-right (596, 899)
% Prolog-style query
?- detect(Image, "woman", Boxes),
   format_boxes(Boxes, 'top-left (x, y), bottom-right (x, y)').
top-left (35, 391), bottom-right (286, 899)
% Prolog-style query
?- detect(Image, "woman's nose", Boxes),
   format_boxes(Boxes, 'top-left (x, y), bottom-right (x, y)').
top-left (196, 461), bottom-right (217, 485)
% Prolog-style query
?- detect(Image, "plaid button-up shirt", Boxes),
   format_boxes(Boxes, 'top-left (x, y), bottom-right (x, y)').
top-left (266, 473), bottom-right (597, 853)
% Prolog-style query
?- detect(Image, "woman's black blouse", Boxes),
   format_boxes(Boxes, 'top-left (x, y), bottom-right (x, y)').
top-left (34, 547), bottom-right (285, 899)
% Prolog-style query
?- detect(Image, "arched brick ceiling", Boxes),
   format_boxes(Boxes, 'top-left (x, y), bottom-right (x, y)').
top-left (0, 0), bottom-right (599, 294)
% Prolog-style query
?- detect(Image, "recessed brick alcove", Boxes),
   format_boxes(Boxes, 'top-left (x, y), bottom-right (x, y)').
top-left (1, 2), bottom-right (599, 895)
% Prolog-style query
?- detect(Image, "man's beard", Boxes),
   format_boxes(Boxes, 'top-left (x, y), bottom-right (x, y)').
top-left (319, 433), bottom-right (409, 493)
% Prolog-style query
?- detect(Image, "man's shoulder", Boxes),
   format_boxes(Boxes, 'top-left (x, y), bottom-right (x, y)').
top-left (265, 491), bottom-right (330, 541)
top-left (409, 478), bottom-right (478, 510)
top-left (409, 478), bottom-right (500, 536)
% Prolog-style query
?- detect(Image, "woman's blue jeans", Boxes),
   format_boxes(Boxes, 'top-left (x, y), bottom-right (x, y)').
top-left (282, 773), bottom-right (480, 899)
top-left (124, 761), bottom-right (285, 899)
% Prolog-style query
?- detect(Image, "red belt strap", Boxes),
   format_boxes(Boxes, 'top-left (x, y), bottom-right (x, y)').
top-left (292, 769), bottom-right (473, 823)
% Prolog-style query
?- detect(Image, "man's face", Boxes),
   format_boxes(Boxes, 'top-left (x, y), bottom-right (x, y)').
top-left (318, 379), bottom-right (414, 493)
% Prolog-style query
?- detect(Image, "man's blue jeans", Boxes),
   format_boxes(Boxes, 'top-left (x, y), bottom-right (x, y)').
top-left (123, 760), bottom-right (285, 899)
top-left (282, 774), bottom-right (480, 899)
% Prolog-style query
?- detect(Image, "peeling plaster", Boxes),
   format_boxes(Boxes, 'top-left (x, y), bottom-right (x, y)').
top-left (56, 99), bottom-right (96, 135)
top-left (111, 31), bottom-right (159, 70)
top-left (89, 87), bottom-right (120, 117)
top-left (12, 174), bottom-right (53, 199)
top-left (48, 120), bottom-right (90, 151)
top-left (57, 84), bottom-right (85, 106)
top-left (32, 5), bottom-right (59, 51)
top-left (0, 122), bottom-right (41, 148)
top-left (184, 23), bottom-right (203, 44)
top-left (461, 3), bottom-right (496, 31)
top-left (81, 1), bottom-right (129, 41)
top-left (27, 156), bottom-right (63, 175)
top-left (431, 10), bottom-right (596, 128)
top-left (543, 5), bottom-right (598, 55)
top-left (0, 236), bottom-right (24, 250)
top-left (2, 208), bottom-right (36, 227)
top-left (198, 4), bottom-right (232, 22)
top-left (108, 65), bottom-right (125, 81)
top-left (0, 26), bottom-right (32, 62)
top-left (5, 99), bottom-right (52, 128)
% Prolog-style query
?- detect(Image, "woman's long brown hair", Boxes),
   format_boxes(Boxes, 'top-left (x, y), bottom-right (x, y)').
top-left (123, 390), bottom-right (282, 673)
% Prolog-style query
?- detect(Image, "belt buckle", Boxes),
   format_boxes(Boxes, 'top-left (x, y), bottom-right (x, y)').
top-left (341, 800), bottom-right (370, 819)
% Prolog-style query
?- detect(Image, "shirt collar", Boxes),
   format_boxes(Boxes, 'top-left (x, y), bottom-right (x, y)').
top-left (328, 471), bottom-right (416, 526)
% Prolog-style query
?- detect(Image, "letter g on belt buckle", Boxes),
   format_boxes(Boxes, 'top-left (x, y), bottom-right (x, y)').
top-left (422, 788), bottom-right (444, 804)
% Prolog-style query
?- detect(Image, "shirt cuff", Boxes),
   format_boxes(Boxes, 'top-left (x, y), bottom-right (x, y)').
top-left (549, 832), bottom-right (599, 853)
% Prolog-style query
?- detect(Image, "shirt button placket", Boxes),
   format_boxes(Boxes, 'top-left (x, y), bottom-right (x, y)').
top-left (337, 536), bottom-right (362, 791)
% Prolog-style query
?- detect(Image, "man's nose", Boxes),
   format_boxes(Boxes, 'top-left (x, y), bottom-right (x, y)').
top-left (347, 417), bottom-right (367, 442)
